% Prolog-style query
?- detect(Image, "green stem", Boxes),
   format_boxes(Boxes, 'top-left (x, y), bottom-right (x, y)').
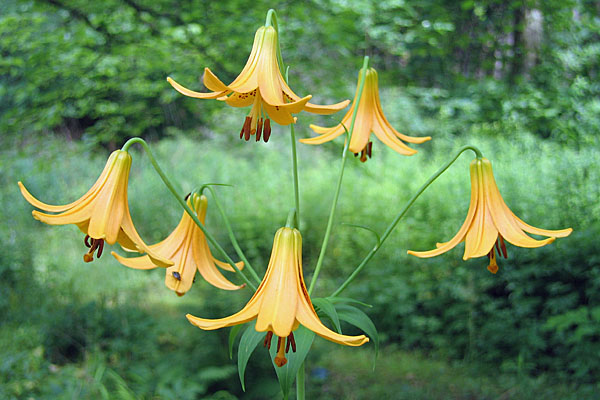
top-left (288, 80), bottom-right (300, 227)
top-left (331, 145), bottom-right (483, 297)
top-left (285, 208), bottom-right (297, 228)
top-left (121, 137), bottom-right (257, 291)
top-left (307, 56), bottom-right (370, 296)
top-left (296, 363), bottom-right (305, 400)
top-left (200, 185), bottom-right (261, 285)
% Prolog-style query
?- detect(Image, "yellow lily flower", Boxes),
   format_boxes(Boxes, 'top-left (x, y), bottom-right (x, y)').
top-left (167, 25), bottom-right (349, 142)
top-left (187, 227), bottom-right (368, 367)
top-left (18, 150), bottom-right (172, 268)
top-left (407, 158), bottom-right (572, 273)
top-left (112, 193), bottom-right (244, 295)
top-left (300, 67), bottom-right (431, 161)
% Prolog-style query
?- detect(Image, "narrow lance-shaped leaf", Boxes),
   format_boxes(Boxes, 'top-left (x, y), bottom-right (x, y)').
top-left (237, 322), bottom-right (264, 391)
top-left (336, 304), bottom-right (379, 367)
top-left (313, 297), bottom-right (342, 333)
top-left (268, 326), bottom-right (316, 399)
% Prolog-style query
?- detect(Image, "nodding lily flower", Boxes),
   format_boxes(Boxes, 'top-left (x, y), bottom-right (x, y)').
top-left (18, 150), bottom-right (172, 268)
top-left (113, 193), bottom-right (245, 295)
top-left (167, 25), bottom-right (349, 143)
top-left (407, 158), bottom-right (572, 273)
top-left (300, 67), bottom-right (431, 161)
top-left (187, 227), bottom-right (368, 367)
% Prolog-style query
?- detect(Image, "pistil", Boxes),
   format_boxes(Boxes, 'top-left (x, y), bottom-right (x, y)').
top-left (262, 331), bottom-right (297, 367)
top-left (83, 235), bottom-right (105, 263)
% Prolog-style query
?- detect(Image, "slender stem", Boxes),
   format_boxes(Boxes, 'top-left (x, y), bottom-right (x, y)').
top-left (289, 96), bottom-right (300, 227)
top-left (296, 363), bottom-right (305, 400)
top-left (307, 56), bottom-right (370, 296)
top-left (331, 145), bottom-right (483, 297)
top-left (201, 185), bottom-right (261, 285)
top-left (285, 208), bottom-right (297, 228)
top-left (121, 137), bottom-right (257, 291)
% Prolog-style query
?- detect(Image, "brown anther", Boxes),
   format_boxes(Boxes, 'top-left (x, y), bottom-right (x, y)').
top-left (263, 119), bottom-right (271, 142)
top-left (498, 235), bottom-right (507, 258)
top-left (276, 336), bottom-right (283, 352)
top-left (96, 240), bottom-right (104, 258)
top-left (263, 331), bottom-right (273, 349)
top-left (287, 332), bottom-right (296, 353)
top-left (241, 116), bottom-right (251, 141)
top-left (84, 235), bottom-right (91, 248)
top-left (354, 153), bottom-right (359, 157)
top-left (256, 118), bottom-right (263, 142)
top-left (366, 141), bottom-right (373, 158)
top-left (83, 237), bottom-right (105, 263)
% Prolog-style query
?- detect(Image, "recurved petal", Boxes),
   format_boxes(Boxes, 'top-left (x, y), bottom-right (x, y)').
top-left (263, 100), bottom-right (308, 125)
top-left (17, 152), bottom-right (116, 212)
top-left (167, 77), bottom-right (229, 99)
top-left (408, 159), bottom-right (480, 258)
top-left (186, 298), bottom-right (260, 330)
top-left (213, 258), bottom-right (245, 272)
top-left (111, 252), bottom-right (158, 270)
top-left (228, 27), bottom-right (265, 93)
top-left (224, 92), bottom-right (255, 108)
top-left (296, 299), bottom-right (368, 346)
top-left (193, 231), bottom-right (244, 291)
top-left (372, 114), bottom-right (418, 156)
top-left (304, 99), bottom-right (351, 115)
top-left (119, 210), bottom-right (173, 268)
top-left (202, 67), bottom-right (230, 92)
top-left (513, 216), bottom-right (573, 238)
top-left (299, 123), bottom-right (347, 145)
top-left (482, 159), bottom-right (555, 248)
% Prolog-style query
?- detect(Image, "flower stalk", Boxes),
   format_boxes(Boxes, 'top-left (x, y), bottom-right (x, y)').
top-left (331, 145), bottom-right (483, 297)
top-left (308, 55), bottom-right (370, 296)
top-left (121, 137), bottom-right (257, 291)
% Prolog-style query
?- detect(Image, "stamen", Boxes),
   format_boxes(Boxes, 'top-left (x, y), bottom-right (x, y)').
top-left (263, 331), bottom-right (273, 349)
top-left (499, 235), bottom-right (507, 258)
top-left (83, 238), bottom-right (105, 263)
top-left (263, 119), bottom-right (271, 142)
top-left (287, 332), bottom-right (296, 353)
top-left (256, 118), bottom-right (263, 142)
top-left (366, 141), bottom-right (373, 158)
top-left (360, 149), bottom-right (367, 163)
top-left (241, 116), bottom-right (251, 141)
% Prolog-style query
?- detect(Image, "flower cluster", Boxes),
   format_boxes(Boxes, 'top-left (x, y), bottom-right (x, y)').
top-left (18, 10), bottom-right (572, 389)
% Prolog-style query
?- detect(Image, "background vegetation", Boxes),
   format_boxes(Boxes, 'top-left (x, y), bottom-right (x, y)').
top-left (1, 0), bottom-right (599, 398)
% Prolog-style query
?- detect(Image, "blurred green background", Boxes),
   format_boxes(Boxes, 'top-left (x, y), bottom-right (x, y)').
top-left (1, 0), bottom-right (599, 398)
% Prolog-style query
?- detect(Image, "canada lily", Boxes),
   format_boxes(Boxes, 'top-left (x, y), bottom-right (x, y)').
top-left (300, 67), bottom-right (431, 161)
top-left (167, 25), bottom-right (349, 142)
top-left (113, 193), bottom-right (244, 295)
top-left (407, 158), bottom-right (572, 273)
top-left (187, 227), bottom-right (368, 367)
top-left (18, 150), bottom-right (172, 268)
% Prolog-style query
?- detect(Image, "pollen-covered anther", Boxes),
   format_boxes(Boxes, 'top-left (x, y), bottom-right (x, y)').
top-left (263, 119), bottom-right (271, 142)
top-left (256, 118), bottom-right (263, 142)
top-left (83, 237), bottom-right (105, 263)
top-left (240, 116), bottom-right (252, 140)
top-left (263, 331), bottom-right (273, 349)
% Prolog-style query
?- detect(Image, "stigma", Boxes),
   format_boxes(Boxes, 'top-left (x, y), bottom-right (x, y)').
top-left (263, 331), bottom-right (297, 367)
top-left (83, 235), bottom-right (105, 263)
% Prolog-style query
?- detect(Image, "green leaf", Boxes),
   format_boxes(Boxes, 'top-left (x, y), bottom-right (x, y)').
top-left (228, 324), bottom-right (244, 360)
top-left (268, 326), bottom-right (315, 399)
top-left (336, 304), bottom-right (379, 368)
top-left (313, 297), bottom-right (342, 333)
top-left (327, 296), bottom-right (372, 308)
top-left (237, 322), bottom-right (264, 391)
